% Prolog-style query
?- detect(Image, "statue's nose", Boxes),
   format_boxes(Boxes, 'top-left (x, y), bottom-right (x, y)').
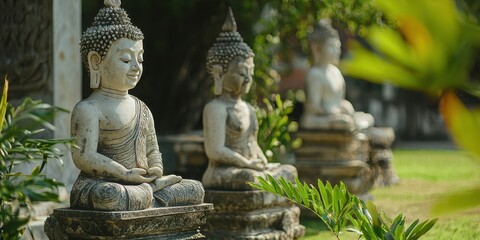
top-left (132, 62), bottom-right (140, 71)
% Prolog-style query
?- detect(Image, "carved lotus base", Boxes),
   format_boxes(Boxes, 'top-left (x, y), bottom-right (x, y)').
top-left (44, 204), bottom-right (213, 240)
top-left (203, 190), bottom-right (305, 240)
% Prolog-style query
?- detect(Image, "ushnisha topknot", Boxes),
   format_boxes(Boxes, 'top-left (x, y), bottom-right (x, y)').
top-left (307, 18), bottom-right (339, 44)
top-left (80, 0), bottom-right (144, 70)
top-left (206, 7), bottom-right (254, 75)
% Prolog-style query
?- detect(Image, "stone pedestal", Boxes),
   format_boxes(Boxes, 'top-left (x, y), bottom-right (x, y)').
top-left (44, 204), bottom-right (213, 240)
top-left (294, 130), bottom-right (375, 196)
top-left (173, 132), bottom-right (208, 181)
top-left (364, 127), bottom-right (399, 187)
top-left (157, 131), bottom-right (208, 180)
top-left (203, 190), bottom-right (305, 239)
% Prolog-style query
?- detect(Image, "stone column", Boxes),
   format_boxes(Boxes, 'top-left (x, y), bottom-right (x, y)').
top-left (0, 0), bottom-right (81, 191)
top-left (51, 0), bottom-right (82, 192)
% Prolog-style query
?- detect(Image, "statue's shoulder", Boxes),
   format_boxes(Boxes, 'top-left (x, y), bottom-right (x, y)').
top-left (204, 98), bottom-right (227, 116)
top-left (129, 95), bottom-right (149, 111)
top-left (307, 66), bottom-right (327, 78)
top-left (73, 98), bottom-right (101, 115)
top-left (244, 101), bottom-right (255, 112)
top-left (204, 98), bottom-right (226, 109)
top-left (306, 66), bottom-right (328, 82)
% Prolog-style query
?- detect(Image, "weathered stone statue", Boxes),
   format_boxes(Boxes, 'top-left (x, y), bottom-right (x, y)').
top-left (202, 9), bottom-right (297, 191)
top-left (300, 19), bottom-right (374, 131)
top-left (294, 19), bottom-right (397, 202)
top-left (45, 1), bottom-right (212, 239)
top-left (201, 8), bottom-right (304, 239)
top-left (69, 0), bottom-right (203, 211)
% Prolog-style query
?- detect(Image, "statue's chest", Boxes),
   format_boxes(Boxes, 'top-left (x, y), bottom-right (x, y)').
top-left (226, 105), bottom-right (251, 134)
top-left (99, 101), bottom-right (137, 130)
top-left (324, 67), bottom-right (345, 93)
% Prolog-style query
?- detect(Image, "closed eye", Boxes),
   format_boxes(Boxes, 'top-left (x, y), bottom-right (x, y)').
top-left (120, 58), bottom-right (131, 63)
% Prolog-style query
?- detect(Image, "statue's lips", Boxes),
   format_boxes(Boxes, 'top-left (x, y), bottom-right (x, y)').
top-left (127, 74), bottom-right (139, 78)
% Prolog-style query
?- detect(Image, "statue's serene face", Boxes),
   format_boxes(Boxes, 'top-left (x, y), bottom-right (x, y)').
top-left (223, 56), bottom-right (254, 95)
top-left (322, 38), bottom-right (341, 65)
top-left (99, 38), bottom-right (144, 91)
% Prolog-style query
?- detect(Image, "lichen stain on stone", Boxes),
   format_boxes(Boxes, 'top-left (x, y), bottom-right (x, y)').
top-left (81, 138), bottom-right (87, 154)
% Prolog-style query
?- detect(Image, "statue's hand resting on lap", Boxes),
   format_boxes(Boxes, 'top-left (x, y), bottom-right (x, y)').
top-left (247, 159), bottom-right (267, 171)
top-left (123, 168), bottom-right (156, 184)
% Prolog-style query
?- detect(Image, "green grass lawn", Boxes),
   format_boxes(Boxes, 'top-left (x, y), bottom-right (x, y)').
top-left (300, 150), bottom-right (480, 240)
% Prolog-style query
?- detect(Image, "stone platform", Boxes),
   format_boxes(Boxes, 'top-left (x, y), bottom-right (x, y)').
top-left (294, 130), bottom-right (374, 196)
top-left (364, 127), bottom-right (399, 187)
top-left (158, 131), bottom-right (208, 181)
top-left (203, 190), bottom-right (305, 239)
top-left (44, 204), bottom-right (213, 240)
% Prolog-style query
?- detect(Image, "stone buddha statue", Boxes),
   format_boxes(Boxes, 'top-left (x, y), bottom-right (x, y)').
top-left (300, 19), bottom-right (374, 131)
top-left (69, 0), bottom-right (204, 211)
top-left (201, 9), bottom-right (297, 190)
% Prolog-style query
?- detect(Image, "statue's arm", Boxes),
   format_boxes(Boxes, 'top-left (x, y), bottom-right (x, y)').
top-left (71, 102), bottom-right (132, 180)
top-left (249, 105), bottom-right (268, 165)
top-left (305, 70), bottom-right (324, 114)
top-left (145, 107), bottom-right (163, 173)
top-left (203, 102), bottom-right (252, 168)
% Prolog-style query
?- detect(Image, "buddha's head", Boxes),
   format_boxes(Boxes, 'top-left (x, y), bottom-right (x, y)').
top-left (308, 19), bottom-right (341, 65)
top-left (80, 0), bottom-right (144, 91)
top-left (206, 8), bottom-right (255, 96)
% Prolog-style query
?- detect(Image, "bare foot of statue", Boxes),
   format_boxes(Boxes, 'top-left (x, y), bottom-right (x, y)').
top-left (150, 175), bottom-right (182, 192)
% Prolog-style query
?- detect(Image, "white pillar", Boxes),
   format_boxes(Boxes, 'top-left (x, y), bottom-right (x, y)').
top-left (50, 0), bottom-right (82, 191)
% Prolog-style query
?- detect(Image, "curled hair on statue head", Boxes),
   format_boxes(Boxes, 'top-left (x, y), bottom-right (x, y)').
top-left (80, 1), bottom-right (144, 72)
top-left (206, 7), bottom-right (254, 77)
top-left (307, 18), bottom-right (339, 45)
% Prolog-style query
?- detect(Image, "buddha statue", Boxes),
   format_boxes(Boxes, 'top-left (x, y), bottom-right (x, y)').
top-left (69, 0), bottom-right (204, 211)
top-left (201, 9), bottom-right (297, 190)
top-left (300, 19), bottom-right (374, 131)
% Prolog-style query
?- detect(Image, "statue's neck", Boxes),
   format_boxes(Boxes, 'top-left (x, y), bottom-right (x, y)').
top-left (219, 92), bottom-right (242, 103)
top-left (312, 62), bottom-right (334, 69)
top-left (312, 57), bottom-right (334, 67)
top-left (96, 87), bottom-right (129, 99)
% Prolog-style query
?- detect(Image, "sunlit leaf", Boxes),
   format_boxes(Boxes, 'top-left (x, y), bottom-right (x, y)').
top-left (367, 27), bottom-right (419, 70)
top-left (431, 186), bottom-right (480, 215)
top-left (0, 78), bottom-right (8, 132)
top-left (440, 90), bottom-right (480, 159)
top-left (341, 44), bottom-right (424, 90)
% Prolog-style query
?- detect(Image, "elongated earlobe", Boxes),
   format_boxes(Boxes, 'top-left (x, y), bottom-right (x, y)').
top-left (88, 52), bottom-right (102, 88)
top-left (212, 65), bottom-right (223, 95)
top-left (91, 71), bottom-right (100, 89)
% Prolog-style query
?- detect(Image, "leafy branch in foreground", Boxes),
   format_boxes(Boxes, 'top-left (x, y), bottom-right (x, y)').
top-left (0, 79), bottom-right (74, 239)
top-left (249, 175), bottom-right (437, 240)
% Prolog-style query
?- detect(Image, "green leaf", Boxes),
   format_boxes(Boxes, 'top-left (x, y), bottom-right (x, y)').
top-left (431, 185), bottom-right (480, 215)
top-left (407, 218), bottom-right (438, 240)
top-left (366, 201), bottom-right (381, 227)
top-left (0, 78), bottom-right (8, 132)
top-left (341, 44), bottom-right (423, 90)
top-left (440, 90), bottom-right (480, 160)
top-left (31, 165), bottom-right (41, 176)
top-left (405, 219), bottom-right (419, 238)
